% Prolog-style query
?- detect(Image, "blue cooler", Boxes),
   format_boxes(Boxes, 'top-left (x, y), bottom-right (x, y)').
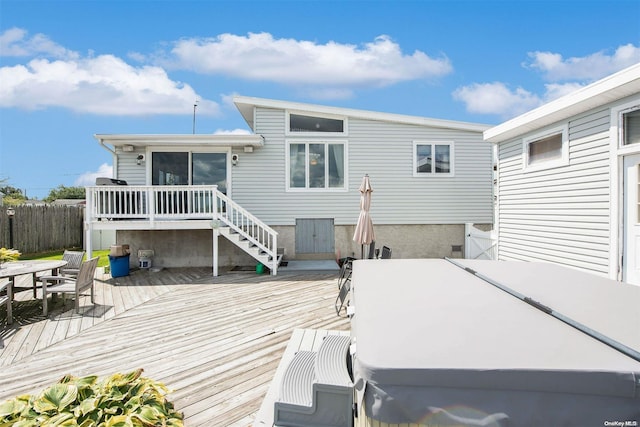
top-left (109, 255), bottom-right (130, 277)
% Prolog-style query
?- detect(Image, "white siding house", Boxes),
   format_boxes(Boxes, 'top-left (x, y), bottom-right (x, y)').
top-left (485, 63), bottom-right (640, 283)
top-left (87, 97), bottom-right (493, 273)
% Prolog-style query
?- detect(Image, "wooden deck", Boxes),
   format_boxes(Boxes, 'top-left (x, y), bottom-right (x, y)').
top-left (0, 267), bottom-right (349, 426)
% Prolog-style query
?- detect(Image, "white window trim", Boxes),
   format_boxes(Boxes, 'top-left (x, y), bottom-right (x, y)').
top-left (522, 125), bottom-right (569, 172)
top-left (413, 141), bottom-right (455, 177)
top-left (285, 139), bottom-right (348, 192)
top-left (617, 104), bottom-right (640, 150)
top-left (147, 146), bottom-right (232, 195)
top-left (285, 110), bottom-right (348, 136)
top-left (610, 99), bottom-right (640, 281)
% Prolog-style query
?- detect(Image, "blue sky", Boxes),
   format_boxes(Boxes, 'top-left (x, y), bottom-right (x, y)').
top-left (1, 0), bottom-right (639, 199)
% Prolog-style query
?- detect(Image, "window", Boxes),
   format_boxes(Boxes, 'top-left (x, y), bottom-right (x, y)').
top-left (413, 141), bottom-right (453, 176)
top-left (287, 141), bottom-right (346, 190)
top-left (623, 108), bottom-right (640, 145)
top-left (287, 112), bottom-right (346, 134)
top-left (152, 151), bottom-right (227, 193)
top-left (523, 126), bottom-right (568, 170)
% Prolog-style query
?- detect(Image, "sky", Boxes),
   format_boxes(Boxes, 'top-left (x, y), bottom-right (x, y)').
top-left (1, 0), bottom-right (639, 199)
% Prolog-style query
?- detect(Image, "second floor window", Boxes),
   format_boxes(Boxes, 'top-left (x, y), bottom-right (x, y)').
top-left (288, 141), bottom-right (346, 190)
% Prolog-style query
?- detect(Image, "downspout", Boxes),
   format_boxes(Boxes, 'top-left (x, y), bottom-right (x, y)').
top-left (89, 137), bottom-right (118, 261)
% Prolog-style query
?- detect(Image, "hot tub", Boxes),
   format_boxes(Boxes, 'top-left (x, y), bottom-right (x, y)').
top-left (350, 259), bottom-right (640, 427)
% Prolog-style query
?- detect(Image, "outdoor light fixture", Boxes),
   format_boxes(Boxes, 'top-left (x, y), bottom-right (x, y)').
top-left (136, 154), bottom-right (145, 165)
top-left (6, 207), bottom-right (15, 249)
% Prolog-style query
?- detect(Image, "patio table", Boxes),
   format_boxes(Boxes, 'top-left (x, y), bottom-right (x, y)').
top-left (350, 258), bottom-right (640, 427)
top-left (0, 260), bottom-right (67, 324)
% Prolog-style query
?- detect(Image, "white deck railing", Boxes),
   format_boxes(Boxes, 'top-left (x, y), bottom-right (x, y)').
top-left (86, 185), bottom-right (218, 221)
top-left (86, 185), bottom-right (278, 273)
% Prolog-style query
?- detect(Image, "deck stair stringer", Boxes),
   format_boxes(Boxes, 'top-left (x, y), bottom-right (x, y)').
top-left (273, 334), bottom-right (353, 427)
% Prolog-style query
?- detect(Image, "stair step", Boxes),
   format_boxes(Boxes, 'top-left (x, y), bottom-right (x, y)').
top-left (274, 334), bottom-right (354, 427)
top-left (279, 351), bottom-right (316, 406)
top-left (316, 335), bottom-right (352, 386)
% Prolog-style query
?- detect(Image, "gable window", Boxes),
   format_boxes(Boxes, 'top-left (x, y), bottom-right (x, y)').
top-left (287, 112), bottom-right (346, 135)
top-left (287, 141), bottom-right (346, 190)
top-left (523, 126), bottom-right (568, 170)
top-left (413, 141), bottom-right (454, 176)
top-left (623, 108), bottom-right (640, 145)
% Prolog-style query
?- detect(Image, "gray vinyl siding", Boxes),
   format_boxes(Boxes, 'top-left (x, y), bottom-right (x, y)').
top-left (497, 108), bottom-right (611, 276)
top-left (231, 107), bottom-right (493, 225)
top-left (115, 148), bottom-right (146, 185)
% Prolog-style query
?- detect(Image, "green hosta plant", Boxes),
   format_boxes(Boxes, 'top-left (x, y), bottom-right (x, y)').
top-left (0, 369), bottom-right (183, 427)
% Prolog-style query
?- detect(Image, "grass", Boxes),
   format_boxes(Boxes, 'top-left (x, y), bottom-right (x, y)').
top-left (21, 249), bottom-right (111, 268)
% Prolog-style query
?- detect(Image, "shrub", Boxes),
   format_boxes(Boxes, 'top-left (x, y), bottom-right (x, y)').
top-left (0, 369), bottom-right (184, 426)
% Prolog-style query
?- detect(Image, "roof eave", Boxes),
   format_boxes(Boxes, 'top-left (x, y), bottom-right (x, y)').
top-left (484, 63), bottom-right (640, 144)
top-left (94, 134), bottom-right (265, 147)
top-left (233, 95), bottom-right (491, 133)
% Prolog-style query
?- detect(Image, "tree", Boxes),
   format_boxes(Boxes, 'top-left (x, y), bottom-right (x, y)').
top-left (0, 186), bottom-right (24, 198)
top-left (0, 185), bottom-right (26, 205)
top-left (44, 185), bottom-right (86, 203)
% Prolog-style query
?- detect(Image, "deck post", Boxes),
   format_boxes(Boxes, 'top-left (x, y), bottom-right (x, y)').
top-left (85, 222), bottom-right (93, 259)
top-left (212, 227), bottom-right (219, 277)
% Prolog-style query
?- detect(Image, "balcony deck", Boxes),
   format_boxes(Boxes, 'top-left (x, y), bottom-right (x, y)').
top-left (0, 266), bottom-right (349, 426)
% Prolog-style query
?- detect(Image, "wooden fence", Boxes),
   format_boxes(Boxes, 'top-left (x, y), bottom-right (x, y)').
top-left (0, 205), bottom-right (84, 254)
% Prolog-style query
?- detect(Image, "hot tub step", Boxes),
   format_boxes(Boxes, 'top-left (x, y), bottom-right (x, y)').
top-left (274, 333), bottom-right (354, 427)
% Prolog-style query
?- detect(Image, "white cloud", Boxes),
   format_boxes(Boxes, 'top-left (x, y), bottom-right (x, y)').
top-left (453, 82), bottom-right (543, 118)
top-left (543, 82), bottom-right (586, 101)
top-left (75, 163), bottom-right (113, 186)
top-left (213, 128), bottom-right (251, 135)
top-left (0, 27), bottom-right (78, 59)
top-left (455, 44), bottom-right (639, 119)
top-left (0, 28), bottom-right (219, 116)
top-left (0, 54), bottom-right (219, 116)
top-left (527, 44), bottom-right (640, 81)
top-left (165, 33), bottom-right (452, 91)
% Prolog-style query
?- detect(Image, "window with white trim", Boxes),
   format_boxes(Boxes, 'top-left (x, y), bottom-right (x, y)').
top-left (151, 151), bottom-right (228, 193)
top-left (413, 141), bottom-right (454, 176)
top-left (287, 141), bottom-right (346, 190)
top-left (523, 126), bottom-right (568, 170)
top-left (623, 108), bottom-right (640, 145)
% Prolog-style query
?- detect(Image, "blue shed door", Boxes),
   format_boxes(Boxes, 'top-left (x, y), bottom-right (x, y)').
top-left (295, 218), bottom-right (335, 255)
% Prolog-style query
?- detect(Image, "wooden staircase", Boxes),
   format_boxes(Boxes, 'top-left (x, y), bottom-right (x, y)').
top-left (215, 190), bottom-right (281, 274)
top-left (218, 227), bottom-right (283, 270)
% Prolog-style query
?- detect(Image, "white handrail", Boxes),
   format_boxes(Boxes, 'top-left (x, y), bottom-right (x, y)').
top-left (215, 190), bottom-right (278, 273)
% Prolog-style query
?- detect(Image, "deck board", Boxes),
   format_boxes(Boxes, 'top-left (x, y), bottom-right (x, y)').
top-left (0, 267), bottom-right (349, 426)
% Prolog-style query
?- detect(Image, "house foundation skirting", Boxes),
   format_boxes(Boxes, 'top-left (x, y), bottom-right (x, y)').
top-left (112, 224), bottom-right (488, 270)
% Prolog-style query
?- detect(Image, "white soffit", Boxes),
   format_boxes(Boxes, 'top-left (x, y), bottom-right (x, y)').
top-left (484, 63), bottom-right (640, 144)
top-left (94, 134), bottom-right (265, 147)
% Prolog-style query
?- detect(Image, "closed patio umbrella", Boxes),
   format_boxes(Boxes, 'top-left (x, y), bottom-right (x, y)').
top-left (353, 174), bottom-right (375, 258)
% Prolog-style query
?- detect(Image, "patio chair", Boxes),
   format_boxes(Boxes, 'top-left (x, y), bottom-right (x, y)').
top-left (335, 258), bottom-right (354, 317)
top-left (60, 250), bottom-right (85, 278)
top-left (337, 257), bottom-right (355, 289)
top-left (335, 276), bottom-right (351, 317)
top-left (381, 246), bottom-right (392, 259)
top-left (41, 257), bottom-right (99, 316)
top-left (367, 242), bottom-right (376, 259)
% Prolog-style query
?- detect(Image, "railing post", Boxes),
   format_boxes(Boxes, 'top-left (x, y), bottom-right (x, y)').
top-left (85, 188), bottom-right (94, 257)
top-left (271, 233), bottom-right (278, 275)
top-left (148, 187), bottom-right (155, 227)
